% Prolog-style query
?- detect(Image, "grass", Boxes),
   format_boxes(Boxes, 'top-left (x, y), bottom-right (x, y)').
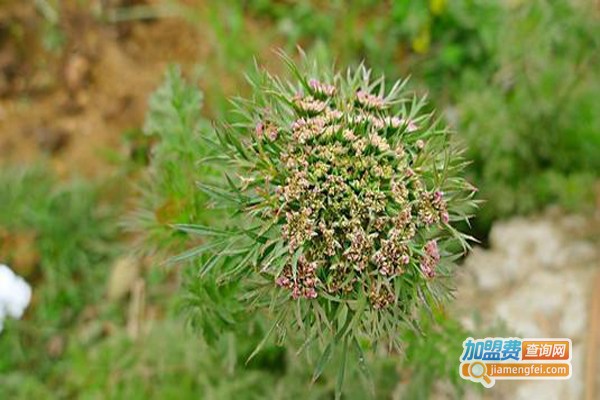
top-left (0, 165), bottom-right (121, 393)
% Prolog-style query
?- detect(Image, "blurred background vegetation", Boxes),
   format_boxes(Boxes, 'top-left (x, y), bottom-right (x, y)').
top-left (0, 0), bottom-right (598, 398)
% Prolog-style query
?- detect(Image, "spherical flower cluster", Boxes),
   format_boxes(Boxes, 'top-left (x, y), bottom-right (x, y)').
top-left (252, 82), bottom-right (454, 306)
top-left (192, 56), bottom-right (477, 351)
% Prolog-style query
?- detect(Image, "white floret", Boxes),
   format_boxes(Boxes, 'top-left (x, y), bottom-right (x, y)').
top-left (0, 264), bottom-right (32, 332)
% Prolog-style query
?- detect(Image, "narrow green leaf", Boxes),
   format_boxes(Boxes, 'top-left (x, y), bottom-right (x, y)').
top-left (168, 238), bottom-right (229, 264)
top-left (353, 338), bottom-right (374, 396)
top-left (175, 223), bottom-right (231, 237)
top-left (246, 314), bottom-right (283, 363)
top-left (335, 339), bottom-right (348, 400)
top-left (343, 294), bottom-right (367, 338)
top-left (312, 341), bottom-right (334, 383)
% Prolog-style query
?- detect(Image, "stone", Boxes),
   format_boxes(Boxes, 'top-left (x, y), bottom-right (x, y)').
top-left (566, 345), bottom-right (585, 400)
top-left (513, 380), bottom-right (563, 400)
top-left (559, 283), bottom-right (588, 340)
top-left (489, 218), bottom-right (564, 270)
top-left (452, 210), bottom-right (599, 400)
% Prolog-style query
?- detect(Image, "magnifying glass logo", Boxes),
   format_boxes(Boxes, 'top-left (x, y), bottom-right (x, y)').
top-left (469, 361), bottom-right (492, 386)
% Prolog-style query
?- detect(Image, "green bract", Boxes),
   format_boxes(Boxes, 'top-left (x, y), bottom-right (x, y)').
top-left (182, 54), bottom-right (477, 357)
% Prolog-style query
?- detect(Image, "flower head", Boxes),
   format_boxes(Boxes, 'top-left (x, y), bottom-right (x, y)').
top-left (356, 90), bottom-right (386, 110)
top-left (420, 239), bottom-right (441, 278)
top-left (189, 55), bottom-right (477, 353)
top-left (309, 79), bottom-right (336, 98)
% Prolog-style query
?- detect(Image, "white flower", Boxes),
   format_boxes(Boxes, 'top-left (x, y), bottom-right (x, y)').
top-left (0, 264), bottom-right (32, 332)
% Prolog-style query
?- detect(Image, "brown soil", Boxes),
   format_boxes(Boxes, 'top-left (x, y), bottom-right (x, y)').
top-left (0, 1), bottom-right (210, 177)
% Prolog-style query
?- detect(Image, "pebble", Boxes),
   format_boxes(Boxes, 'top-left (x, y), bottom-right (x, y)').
top-left (448, 211), bottom-right (599, 400)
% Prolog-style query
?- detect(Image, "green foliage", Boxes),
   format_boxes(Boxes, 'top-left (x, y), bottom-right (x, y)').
top-left (0, 167), bottom-right (118, 322)
top-left (0, 166), bottom-right (120, 385)
top-left (38, 318), bottom-right (419, 400)
top-left (125, 65), bottom-right (216, 255)
top-left (54, 322), bottom-right (291, 400)
top-left (34, 0), bottom-right (66, 52)
top-left (244, 0), bottom-right (499, 88)
top-left (399, 310), bottom-right (475, 399)
top-left (456, 0), bottom-right (600, 228)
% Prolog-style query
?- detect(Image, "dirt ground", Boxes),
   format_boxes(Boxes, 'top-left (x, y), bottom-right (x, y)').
top-left (0, 1), bottom-right (211, 176)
